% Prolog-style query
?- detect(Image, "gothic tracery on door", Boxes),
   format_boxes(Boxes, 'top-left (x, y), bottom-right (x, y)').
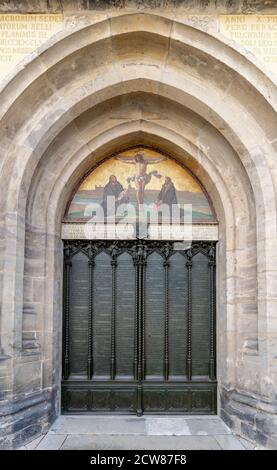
top-left (62, 240), bottom-right (217, 414)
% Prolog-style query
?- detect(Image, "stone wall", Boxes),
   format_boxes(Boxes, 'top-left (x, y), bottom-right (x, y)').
top-left (0, 1), bottom-right (276, 449)
top-left (0, 1), bottom-right (276, 14)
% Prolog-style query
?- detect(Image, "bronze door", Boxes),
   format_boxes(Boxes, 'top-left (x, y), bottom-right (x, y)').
top-left (62, 240), bottom-right (216, 414)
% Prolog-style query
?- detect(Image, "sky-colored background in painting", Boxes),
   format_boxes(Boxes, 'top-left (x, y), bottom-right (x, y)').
top-left (80, 148), bottom-right (201, 193)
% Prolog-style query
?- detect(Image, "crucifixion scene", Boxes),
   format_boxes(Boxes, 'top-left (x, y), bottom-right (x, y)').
top-left (66, 146), bottom-right (215, 222)
top-left (115, 149), bottom-right (164, 206)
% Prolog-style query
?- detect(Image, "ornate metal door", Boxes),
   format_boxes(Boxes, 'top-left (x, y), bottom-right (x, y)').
top-left (62, 240), bottom-right (216, 414)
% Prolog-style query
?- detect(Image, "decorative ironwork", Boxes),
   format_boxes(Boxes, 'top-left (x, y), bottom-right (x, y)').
top-left (111, 245), bottom-right (118, 380)
top-left (63, 245), bottom-right (72, 380)
top-left (133, 250), bottom-right (138, 382)
top-left (163, 257), bottom-right (170, 381)
top-left (186, 248), bottom-right (193, 381)
top-left (87, 245), bottom-right (94, 379)
top-left (208, 245), bottom-right (216, 380)
top-left (62, 240), bottom-right (217, 414)
top-left (134, 243), bottom-right (147, 415)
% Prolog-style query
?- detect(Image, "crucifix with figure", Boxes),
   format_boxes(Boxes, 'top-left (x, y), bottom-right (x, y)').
top-left (115, 149), bottom-right (165, 207)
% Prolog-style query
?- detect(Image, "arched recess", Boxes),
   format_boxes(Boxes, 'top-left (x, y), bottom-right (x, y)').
top-left (0, 13), bottom-right (276, 448)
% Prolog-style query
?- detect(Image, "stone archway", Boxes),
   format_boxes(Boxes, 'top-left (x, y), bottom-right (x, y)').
top-left (0, 13), bottom-right (276, 448)
top-left (61, 145), bottom-right (219, 415)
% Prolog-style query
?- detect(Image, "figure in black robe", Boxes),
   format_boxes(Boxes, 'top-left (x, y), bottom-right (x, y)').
top-left (102, 175), bottom-right (127, 217)
top-left (155, 176), bottom-right (178, 221)
top-left (156, 177), bottom-right (178, 207)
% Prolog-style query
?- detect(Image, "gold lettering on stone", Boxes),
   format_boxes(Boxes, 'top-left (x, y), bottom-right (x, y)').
top-left (219, 15), bottom-right (277, 75)
top-left (0, 14), bottom-right (63, 80)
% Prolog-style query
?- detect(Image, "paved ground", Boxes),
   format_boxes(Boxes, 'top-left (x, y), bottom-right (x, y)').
top-left (18, 416), bottom-right (256, 450)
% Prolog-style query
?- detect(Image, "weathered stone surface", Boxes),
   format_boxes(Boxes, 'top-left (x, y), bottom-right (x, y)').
top-left (214, 434), bottom-right (246, 450)
top-left (0, 1), bottom-right (276, 14)
top-left (61, 434), bottom-right (222, 450)
top-left (186, 418), bottom-right (231, 436)
top-left (49, 415), bottom-right (147, 435)
top-left (0, 2), bottom-right (276, 452)
top-left (238, 436), bottom-right (256, 450)
top-left (220, 387), bottom-right (277, 449)
top-left (36, 434), bottom-right (66, 450)
top-left (0, 388), bottom-right (57, 449)
top-left (25, 434), bottom-right (45, 449)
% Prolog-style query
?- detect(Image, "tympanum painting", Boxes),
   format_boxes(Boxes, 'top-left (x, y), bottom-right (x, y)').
top-left (65, 147), bottom-right (215, 223)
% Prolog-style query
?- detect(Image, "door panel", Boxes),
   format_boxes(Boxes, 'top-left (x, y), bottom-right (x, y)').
top-left (93, 251), bottom-right (112, 379)
top-left (191, 252), bottom-right (210, 378)
top-left (62, 240), bottom-right (217, 414)
top-left (68, 250), bottom-right (89, 378)
top-left (168, 252), bottom-right (187, 379)
top-left (115, 252), bottom-right (135, 379)
top-left (144, 251), bottom-right (165, 380)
